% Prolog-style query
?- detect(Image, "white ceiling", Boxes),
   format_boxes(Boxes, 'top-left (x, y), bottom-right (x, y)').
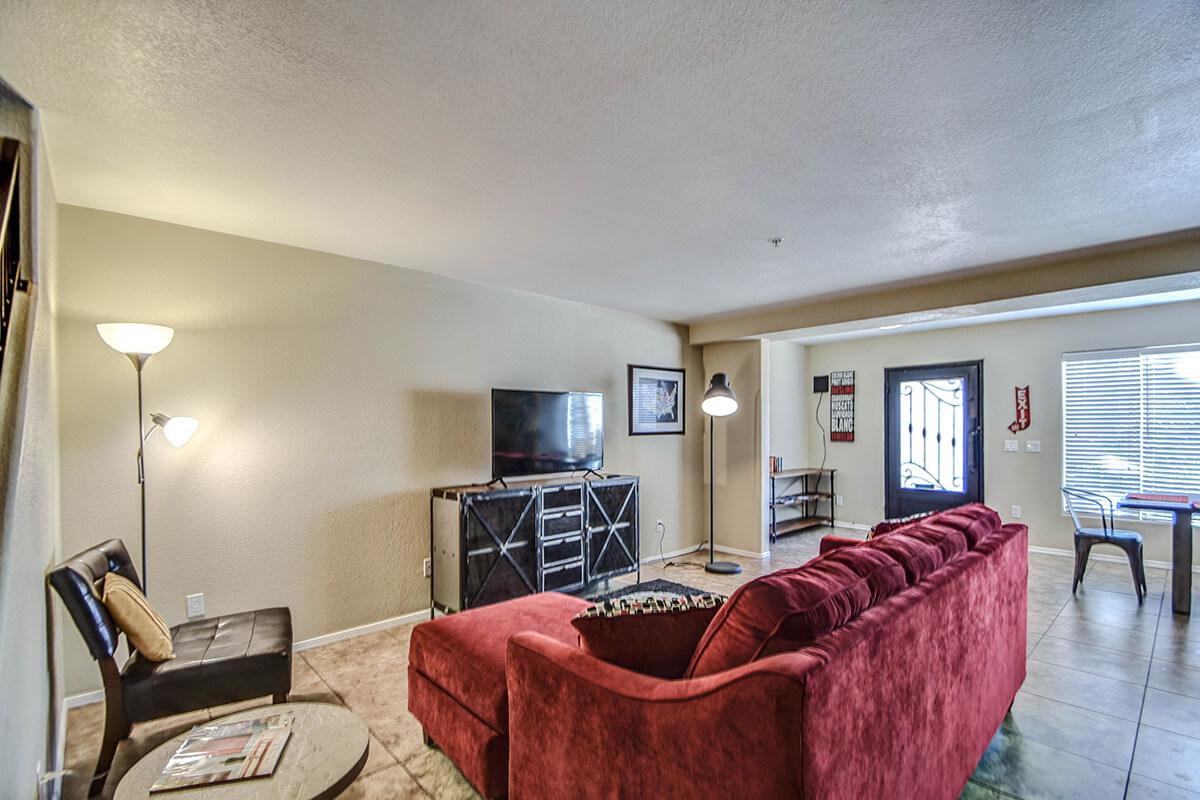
top-left (1, 1), bottom-right (1198, 323)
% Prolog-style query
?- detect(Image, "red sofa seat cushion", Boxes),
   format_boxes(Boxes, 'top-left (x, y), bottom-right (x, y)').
top-left (686, 550), bottom-right (905, 678)
top-left (408, 592), bottom-right (589, 731)
top-left (571, 594), bottom-right (725, 679)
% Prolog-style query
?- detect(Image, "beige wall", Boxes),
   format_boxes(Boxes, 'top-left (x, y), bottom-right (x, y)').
top-left (768, 341), bottom-right (808, 468)
top-left (0, 103), bottom-right (62, 791)
top-left (701, 340), bottom-right (769, 557)
top-left (57, 206), bottom-right (705, 695)
top-left (804, 301), bottom-right (1200, 565)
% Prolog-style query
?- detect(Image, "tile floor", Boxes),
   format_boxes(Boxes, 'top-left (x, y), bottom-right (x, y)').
top-left (62, 529), bottom-right (1198, 799)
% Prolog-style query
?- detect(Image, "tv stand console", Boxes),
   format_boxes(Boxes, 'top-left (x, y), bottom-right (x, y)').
top-left (429, 474), bottom-right (640, 614)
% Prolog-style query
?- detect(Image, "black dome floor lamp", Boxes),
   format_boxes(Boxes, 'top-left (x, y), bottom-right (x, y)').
top-left (702, 372), bottom-right (742, 575)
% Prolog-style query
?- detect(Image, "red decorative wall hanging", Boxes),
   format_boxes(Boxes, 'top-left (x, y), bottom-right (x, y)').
top-left (1008, 385), bottom-right (1031, 433)
top-left (830, 370), bottom-right (855, 442)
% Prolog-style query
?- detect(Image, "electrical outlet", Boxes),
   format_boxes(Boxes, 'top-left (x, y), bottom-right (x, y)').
top-left (1004, 439), bottom-right (1019, 452)
top-left (1011, 505), bottom-right (1022, 518)
top-left (186, 593), bottom-right (205, 619)
top-left (656, 520), bottom-right (665, 534)
top-left (836, 495), bottom-right (844, 507)
top-left (1025, 440), bottom-right (1041, 453)
top-left (422, 557), bottom-right (432, 578)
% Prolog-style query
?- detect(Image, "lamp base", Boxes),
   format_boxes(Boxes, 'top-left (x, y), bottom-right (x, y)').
top-left (705, 561), bottom-right (743, 575)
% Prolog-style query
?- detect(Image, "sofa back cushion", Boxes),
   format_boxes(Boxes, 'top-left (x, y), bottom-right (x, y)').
top-left (933, 503), bottom-right (1002, 548)
top-left (904, 524), bottom-right (969, 564)
top-left (865, 533), bottom-right (944, 585)
top-left (686, 550), bottom-right (905, 678)
top-left (873, 503), bottom-right (1001, 550)
top-left (821, 546), bottom-right (908, 604)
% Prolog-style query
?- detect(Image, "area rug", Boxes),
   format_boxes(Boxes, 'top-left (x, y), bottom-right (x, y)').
top-left (589, 578), bottom-right (708, 603)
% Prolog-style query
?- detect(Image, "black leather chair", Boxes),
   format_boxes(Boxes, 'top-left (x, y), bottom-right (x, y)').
top-left (49, 539), bottom-right (292, 797)
top-left (1062, 487), bottom-right (1148, 603)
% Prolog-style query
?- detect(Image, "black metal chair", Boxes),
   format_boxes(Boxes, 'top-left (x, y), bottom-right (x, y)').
top-left (49, 539), bottom-right (293, 797)
top-left (1062, 487), bottom-right (1147, 603)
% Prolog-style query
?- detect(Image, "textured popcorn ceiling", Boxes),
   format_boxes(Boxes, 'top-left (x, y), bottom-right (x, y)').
top-left (1, 1), bottom-right (1198, 322)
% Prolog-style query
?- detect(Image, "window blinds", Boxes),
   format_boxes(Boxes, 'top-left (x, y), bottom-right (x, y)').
top-left (1062, 344), bottom-right (1200, 520)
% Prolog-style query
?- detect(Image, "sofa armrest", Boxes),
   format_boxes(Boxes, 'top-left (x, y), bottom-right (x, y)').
top-left (819, 534), bottom-right (864, 555)
top-left (506, 632), bottom-right (818, 800)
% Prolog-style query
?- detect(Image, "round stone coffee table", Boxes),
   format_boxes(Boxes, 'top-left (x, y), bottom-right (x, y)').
top-left (115, 702), bottom-right (369, 800)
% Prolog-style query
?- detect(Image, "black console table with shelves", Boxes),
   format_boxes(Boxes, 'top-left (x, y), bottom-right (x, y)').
top-left (769, 467), bottom-right (836, 543)
top-left (429, 474), bottom-right (640, 614)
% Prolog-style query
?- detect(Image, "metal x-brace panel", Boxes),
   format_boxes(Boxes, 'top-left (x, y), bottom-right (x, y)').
top-left (587, 482), bottom-right (636, 574)
top-left (466, 492), bottom-right (537, 606)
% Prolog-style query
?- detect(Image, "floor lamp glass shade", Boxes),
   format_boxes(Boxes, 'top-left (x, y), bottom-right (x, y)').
top-left (701, 372), bottom-right (739, 417)
top-left (161, 416), bottom-right (199, 447)
top-left (97, 323), bottom-right (175, 356)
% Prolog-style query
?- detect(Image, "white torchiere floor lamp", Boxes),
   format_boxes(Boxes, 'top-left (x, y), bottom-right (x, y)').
top-left (98, 323), bottom-right (198, 594)
top-left (702, 372), bottom-right (743, 575)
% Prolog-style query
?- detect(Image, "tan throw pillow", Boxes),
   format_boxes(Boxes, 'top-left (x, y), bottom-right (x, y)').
top-left (102, 573), bottom-right (175, 661)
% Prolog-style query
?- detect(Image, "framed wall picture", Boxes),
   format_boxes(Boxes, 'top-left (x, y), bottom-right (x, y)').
top-left (628, 365), bottom-right (685, 435)
top-left (830, 370), bottom-right (855, 442)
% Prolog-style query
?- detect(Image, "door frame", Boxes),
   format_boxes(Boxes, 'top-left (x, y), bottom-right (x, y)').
top-left (883, 360), bottom-right (984, 518)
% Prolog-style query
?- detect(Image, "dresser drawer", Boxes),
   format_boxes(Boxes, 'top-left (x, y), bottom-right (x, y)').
top-left (542, 559), bottom-right (585, 592)
top-left (542, 534), bottom-right (583, 566)
top-left (542, 509), bottom-right (583, 538)
top-left (542, 484), bottom-right (584, 511)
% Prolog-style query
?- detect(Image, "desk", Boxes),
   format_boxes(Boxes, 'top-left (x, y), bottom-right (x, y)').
top-left (1118, 494), bottom-right (1198, 615)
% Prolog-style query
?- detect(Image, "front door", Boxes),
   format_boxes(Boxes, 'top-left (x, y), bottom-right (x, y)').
top-left (884, 361), bottom-right (983, 518)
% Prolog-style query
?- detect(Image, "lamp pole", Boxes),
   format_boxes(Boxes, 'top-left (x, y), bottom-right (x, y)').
top-left (131, 354), bottom-right (149, 592)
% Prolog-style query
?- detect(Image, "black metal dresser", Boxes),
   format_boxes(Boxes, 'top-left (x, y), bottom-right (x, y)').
top-left (429, 474), bottom-right (639, 614)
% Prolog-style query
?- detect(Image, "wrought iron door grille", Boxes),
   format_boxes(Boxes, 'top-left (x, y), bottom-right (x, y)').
top-left (899, 378), bottom-right (965, 491)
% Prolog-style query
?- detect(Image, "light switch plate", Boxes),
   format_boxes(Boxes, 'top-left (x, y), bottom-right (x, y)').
top-left (1004, 439), bottom-right (1019, 452)
top-left (1025, 440), bottom-right (1041, 453)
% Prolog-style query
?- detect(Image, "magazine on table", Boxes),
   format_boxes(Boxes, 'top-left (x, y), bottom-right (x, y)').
top-left (149, 711), bottom-right (294, 792)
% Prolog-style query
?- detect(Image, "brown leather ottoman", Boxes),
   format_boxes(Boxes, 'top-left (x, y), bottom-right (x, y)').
top-left (408, 593), bottom-right (590, 799)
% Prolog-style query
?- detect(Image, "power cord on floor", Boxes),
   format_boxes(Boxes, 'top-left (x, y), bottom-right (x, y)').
top-left (660, 521), bottom-right (706, 569)
top-left (816, 390), bottom-right (828, 473)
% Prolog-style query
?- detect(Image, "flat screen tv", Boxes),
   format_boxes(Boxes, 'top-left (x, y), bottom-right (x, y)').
top-left (492, 389), bottom-right (604, 479)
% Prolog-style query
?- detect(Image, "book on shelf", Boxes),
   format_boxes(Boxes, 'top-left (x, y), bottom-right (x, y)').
top-left (150, 711), bottom-right (294, 792)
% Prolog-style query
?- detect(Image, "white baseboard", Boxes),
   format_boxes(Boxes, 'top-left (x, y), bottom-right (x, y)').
top-left (293, 609), bottom-right (429, 652)
top-left (641, 543), bottom-right (703, 565)
top-left (1028, 544), bottom-right (1200, 574)
top-left (65, 688), bottom-right (103, 709)
top-left (65, 608), bottom-right (432, 709)
top-left (833, 521), bottom-right (872, 532)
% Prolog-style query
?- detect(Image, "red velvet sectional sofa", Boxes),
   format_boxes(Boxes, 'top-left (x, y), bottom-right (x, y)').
top-left (408, 504), bottom-right (1027, 799)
